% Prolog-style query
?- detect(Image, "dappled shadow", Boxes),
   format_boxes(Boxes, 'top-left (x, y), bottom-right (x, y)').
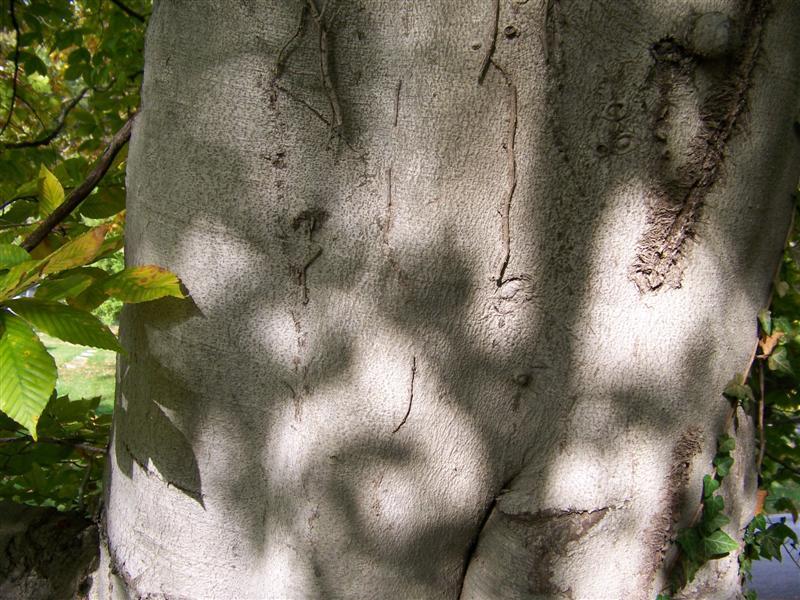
top-left (106, 0), bottom-right (800, 597)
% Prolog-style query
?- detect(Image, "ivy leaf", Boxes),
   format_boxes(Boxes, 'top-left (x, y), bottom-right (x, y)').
top-left (702, 529), bottom-right (739, 558)
top-left (0, 309), bottom-right (57, 439)
top-left (714, 455), bottom-right (734, 479)
top-left (37, 165), bottom-right (65, 216)
top-left (101, 265), bottom-right (186, 303)
top-left (42, 225), bottom-right (109, 275)
top-left (0, 244), bottom-right (32, 270)
top-left (758, 308), bottom-right (772, 336)
top-left (4, 298), bottom-right (122, 352)
top-left (717, 434), bottom-right (736, 454)
top-left (703, 474), bottom-right (720, 500)
top-left (723, 380), bottom-right (754, 404)
top-left (768, 346), bottom-right (793, 376)
top-left (701, 511), bottom-right (731, 536)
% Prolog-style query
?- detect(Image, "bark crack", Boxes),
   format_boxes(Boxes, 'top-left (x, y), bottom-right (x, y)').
top-left (478, 0), bottom-right (500, 84)
top-left (393, 79), bottom-right (402, 127)
top-left (383, 166), bottom-right (394, 246)
top-left (492, 61), bottom-right (518, 286)
top-left (298, 247), bottom-right (323, 305)
top-left (392, 356), bottom-right (416, 433)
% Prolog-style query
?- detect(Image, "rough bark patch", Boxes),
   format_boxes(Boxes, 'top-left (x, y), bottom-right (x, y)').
top-left (0, 502), bottom-right (98, 600)
top-left (640, 427), bottom-right (704, 592)
top-left (631, 0), bottom-right (769, 293)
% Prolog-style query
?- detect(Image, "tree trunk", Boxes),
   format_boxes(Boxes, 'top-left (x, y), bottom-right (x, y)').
top-left (101, 1), bottom-right (800, 598)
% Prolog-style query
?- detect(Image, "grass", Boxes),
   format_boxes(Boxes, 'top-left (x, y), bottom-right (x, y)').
top-left (40, 334), bottom-right (117, 414)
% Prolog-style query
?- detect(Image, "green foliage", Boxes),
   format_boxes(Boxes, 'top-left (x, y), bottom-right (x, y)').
top-left (0, 0), bottom-right (188, 516)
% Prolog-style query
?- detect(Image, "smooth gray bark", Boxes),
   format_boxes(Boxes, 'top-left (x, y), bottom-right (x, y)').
top-left (103, 1), bottom-right (800, 598)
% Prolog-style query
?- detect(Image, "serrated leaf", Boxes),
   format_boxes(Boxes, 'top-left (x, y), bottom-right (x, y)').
top-left (42, 225), bottom-right (109, 275)
top-left (0, 309), bottom-right (56, 439)
top-left (35, 272), bottom-right (97, 302)
top-left (0, 259), bottom-right (45, 301)
top-left (0, 244), bottom-right (31, 270)
top-left (101, 265), bottom-right (186, 303)
top-left (758, 308), bottom-right (772, 335)
top-left (38, 165), bottom-right (65, 216)
top-left (5, 298), bottom-right (121, 352)
top-left (702, 529), bottom-right (739, 558)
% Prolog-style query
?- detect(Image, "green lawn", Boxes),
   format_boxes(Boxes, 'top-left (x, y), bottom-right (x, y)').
top-left (40, 334), bottom-right (117, 414)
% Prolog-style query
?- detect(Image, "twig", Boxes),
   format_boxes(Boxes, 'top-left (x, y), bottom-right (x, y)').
top-left (0, 436), bottom-right (106, 454)
top-left (765, 451), bottom-right (800, 477)
top-left (109, 0), bottom-right (145, 22)
top-left (757, 362), bottom-right (766, 473)
top-left (21, 115), bottom-right (134, 251)
top-left (393, 356), bottom-right (417, 433)
top-left (16, 92), bottom-right (45, 128)
top-left (0, 0), bottom-right (21, 138)
top-left (4, 88), bottom-right (88, 150)
top-left (478, 0), bottom-right (500, 84)
top-left (77, 455), bottom-right (94, 509)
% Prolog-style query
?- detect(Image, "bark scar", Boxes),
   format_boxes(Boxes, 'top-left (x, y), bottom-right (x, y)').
top-left (383, 166), bottom-right (394, 246)
top-left (306, 0), bottom-right (343, 140)
top-left (392, 355), bottom-right (417, 433)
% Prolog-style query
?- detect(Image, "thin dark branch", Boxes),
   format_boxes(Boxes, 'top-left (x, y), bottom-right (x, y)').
top-left (765, 451), bottom-right (800, 477)
top-left (16, 92), bottom-right (45, 128)
top-left (21, 115), bottom-right (135, 251)
top-left (4, 88), bottom-right (88, 150)
top-left (0, 194), bottom-right (35, 213)
top-left (0, 0), bottom-right (21, 137)
top-left (0, 435), bottom-right (106, 454)
top-left (108, 0), bottom-right (145, 22)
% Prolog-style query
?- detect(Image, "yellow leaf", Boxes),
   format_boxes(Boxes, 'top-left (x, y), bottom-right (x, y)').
top-left (38, 165), bottom-right (65, 216)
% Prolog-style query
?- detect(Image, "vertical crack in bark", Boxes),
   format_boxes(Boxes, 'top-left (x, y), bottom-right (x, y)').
top-left (383, 166), bottom-right (394, 246)
top-left (274, 4), bottom-right (308, 80)
top-left (394, 79), bottom-right (402, 127)
top-left (299, 247), bottom-right (323, 305)
top-left (631, 1), bottom-right (769, 292)
top-left (478, 0), bottom-right (500, 84)
top-left (492, 62), bottom-right (518, 286)
top-left (392, 355), bottom-right (416, 433)
top-left (306, 0), bottom-right (343, 138)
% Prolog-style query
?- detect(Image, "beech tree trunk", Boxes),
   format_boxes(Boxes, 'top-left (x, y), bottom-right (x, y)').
top-left (100, 1), bottom-right (800, 598)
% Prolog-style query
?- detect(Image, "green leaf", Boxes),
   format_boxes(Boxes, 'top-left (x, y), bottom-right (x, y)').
top-left (759, 308), bottom-right (772, 335)
top-left (703, 474), bottom-right (720, 499)
top-left (702, 529), bottom-right (739, 558)
top-left (717, 434), bottom-right (736, 454)
top-left (701, 511), bottom-right (731, 536)
top-left (0, 259), bottom-right (45, 301)
top-left (723, 381), bottom-right (754, 404)
top-left (768, 346), bottom-right (793, 375)
top-left (38, 165), bottom-right (65, 216)
top-left (0, 244), bottom-right (31, 270)
top-left (101, 265), bottom-right (186, 303)
top-left (42, 225), bottom-right (109, 275)
top-left (34, 271), bottom-right (98, 302)
top-left (79, 186), bottom-right (126, 218)
top-left (0, 309), bottom-right (57, 439)
top-left (677, 528), bottom-right (703, 563)
top-left (714, 455), bottom-right (734, 479)
top-left (4, 298), bottom-right (122, 352)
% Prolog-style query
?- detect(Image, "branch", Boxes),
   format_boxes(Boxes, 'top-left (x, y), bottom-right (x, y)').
top-left (765, 451), bottom-right (800, 478)
top-left (21, 115), bottom-right (135, 251)
top-left (108, 0), bottom-right (145, 22)
top-left (0, 436), bottom-right (106, 455)
top-left (3, 88), bottom-right (88, 150)
top-left (0, 0), bottom-right (21, 138)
